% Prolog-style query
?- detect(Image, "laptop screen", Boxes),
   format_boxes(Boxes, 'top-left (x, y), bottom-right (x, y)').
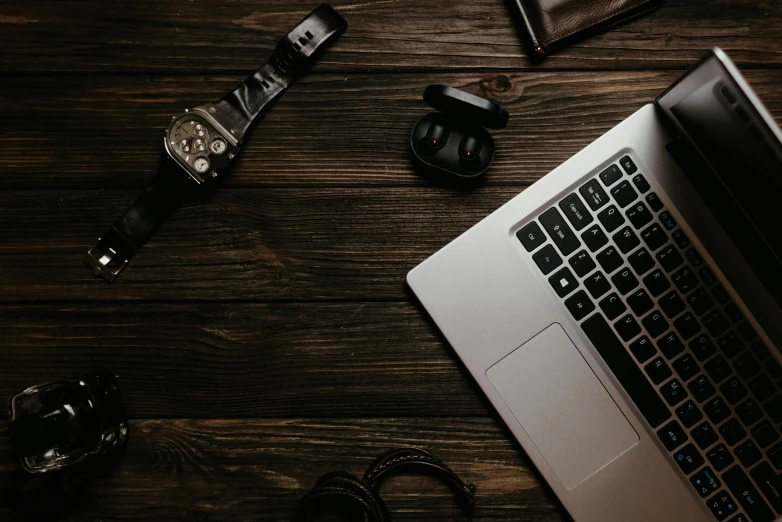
top-left (656, 49), bottom-right (782, 308)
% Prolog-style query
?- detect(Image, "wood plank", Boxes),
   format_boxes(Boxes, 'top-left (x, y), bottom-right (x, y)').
top-left (0, 0), bottom-right (780, 73)
top-left (0, 186), bottom-right (521, 302)
top-left (0, 302), bottom-right (490, 418)
top-left (0, 418), bottom-right (566, 521)
top-left (1, 70), bottom-right (781, 189)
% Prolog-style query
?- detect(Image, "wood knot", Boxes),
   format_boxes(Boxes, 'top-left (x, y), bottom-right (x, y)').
top-left (486, 75), bottom-right (512, 94)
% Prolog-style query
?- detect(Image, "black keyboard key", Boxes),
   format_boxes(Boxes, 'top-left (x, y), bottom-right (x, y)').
top-left (674, 443), bottom-right (704, 474)
top-left (559, 193), bottom-right (594, 231)
top-left (643, 269), bottom-right (671, 297)
top-left (611, 180), bottom-right (638, 208)
top-left (565, 290), bottom-right (596, 321)
top-left (735, 440), bottom-right (763, 467)
top-left (596, 246), bottom-right (623, 274)
top-left (689, 375), bottom-right (717, 403)
top-left (619, 155), bottom-right (637, 175)
top-left (704, 310), bottom-right (730, 337)
top-left (751, 420), bottom-right (779, 448)
top-left (584, 271), bottom-right (611, 298)
top-left (706, 444), bottom-right (734, 472)
top-left (659, 211), bottom-right (677, 230)
top-left (659, 332), bottom-right (685, 359)
top-left (736, 399), bottom-right (764, 426)
top-left (640, 223), bottom-right (668, 251)
top-left (646, 357), bottom-right (673, 384)
top-left (720, 378), bottom-right (748, 405)
top-left (641, 310), bottom-right (669, 338)
top-left (646, 192), bottom-right (664, 212)
top-left (599, 164), bottom-right (623, 186)
top-left (691, 334), bottom-right (718, 362)
top-left (686, 248), bottom-right (704, 268)
top-left (749, 375), bottom-right (776, 402)
top-left (632, 174), bottom-right (651, 194)
top-left (611, 267), bottom-right (639, 295)
top-left (692, 467), bottom-right (722, 498)
top-left (658, 420), bottom-right (688, 450)
top-left (705, 397), bottom-right (731, 424)
top-left (630, 336), bottom-right (656, 363)
top-left (532, 244), bottom-right (563, 275)
top-left (540, 208), bottom-right (581, 256)
top-left (661, 378), bottom-right (688, 406)
top-left (581, 314), bottom-right (672, 428)
top-left (766, 360), bottom-right (782, 380)
top-left (660, 291), bottom-right (686, 318)
top-left (673, 229), bottom-right (690, 249)
top-left (738, 323), bottom-right (757, 342)
top-left (628, 248), bottom-right (655, 275)
top-left (688, 288), bottom-right (715, 316)
top-left (673, 354), bottom-right (700, 381)
top-left (749, 462), bottom-right (782, 515)
top-left (627, 288), bottom-right (654, 316)
top-left (581, 224), bottom-right (609, 252)
top-left (616, 314), bottom-right (642, 342)
top-left (707, 490), bottom-right (738, 521)
top-left (599, 292), bottom-right (626, 320)
top-left (720, 418), bottom-right (748, 446)
top-left (656, 245), bottom-right (684, 272)
top-left (765, 396), bottom-right (782, 423)
top-left (750, 340), bottom-right (770, 361)
top-left (518, 222), bottom-right (547, 252)
top-left (597, 205), bottom-right (625, 233)
top-left (705, 356), bottom-right (732, 383)
top-left (693, 421), bottom-right (719, 449)
top-left (734, 353), bottom-right (760, 380)
top-left (613, 226), bottom-right (640, 254)
top-left (713, 285), bottom-right (731, 304)
top-left (549, 267), bottom-right (579, 298)
top-left (579, 179), bottom-right (610, 211)
top-left (718, 332), bottom-right (745, 358)
top-left (725, 303), bottom-right (742, 323)
top-left (700, 266), bottom-right (717, 286)
top-left (569, 249), bottom-right (596, 277)
top-left (626, 201), bottom-right (653, 229)
top-left (677, 400), bottom-right (704, 428)
top-left (722, 466), bottom-right (773, 522)
top-left (672, 266), bottom-right (699, 294)
top-left (674, 312), bottom-right (702, 340)
top-left (769, 443), bottom-right (782, 470)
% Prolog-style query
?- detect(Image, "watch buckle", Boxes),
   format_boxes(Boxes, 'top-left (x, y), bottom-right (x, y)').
top-left (84, 228), bottom-right (134, 283)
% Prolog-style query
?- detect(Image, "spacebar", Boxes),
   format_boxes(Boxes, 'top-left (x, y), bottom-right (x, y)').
top-left (582, 313), bottom-right (672, 428)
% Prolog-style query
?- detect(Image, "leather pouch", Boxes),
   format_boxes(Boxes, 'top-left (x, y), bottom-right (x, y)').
top-left (511, 0), bottom-right (662, 56)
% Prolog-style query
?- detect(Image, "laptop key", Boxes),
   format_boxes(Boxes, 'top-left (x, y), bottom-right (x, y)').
top-left (596, 246), bottom-right (623, 274)
top-left (642, 310), bottom-right (669, 338)
top-left (644, 269), bottom-right (671, 297)
top-left (518, 222), bottom-right (547, 251)
top-left (659, 210), bottom-right (678, 230)
top-left (749, 340), bottom-right (770, 361)
top-left (688, 288), bottom-right (715, 316)
top-left (640, 223), bottom-right (668, 251)
top-left (691, 334), bottom-right (717, 362)
top-left (660, 291), bottom-right (686, 318)
top-left (769, 443), bottom-right (782, 470)
top-left (579, 179), bottom-right (610, 211)
top-left (672, 266), bottom-right (699, 294)
top-left (691, 467), bottom-right (722, 498)
top-left (765, 396), bottom-right (782, 423)
top-left (626, 201), bottom-right (653, 229)
top-left (674, 312), bottom-right (702, 340)
top-left (720, 418), bottom-right (747, 446)
top-left (611, 267), bottom-right (639, 295)
top-left (677, 400), bottom-right (704, 428)
top-left (661, 378), bottom-right (688, 406)
top-left (766, 360), bottom-right (782, 380)
top-left (713, 285), bottom-right (731, 304)
top-left (646, 192), bottom-right (664, 212)
top-left (748, 375), bottom-right (776, 402)
top-left (584, 271), bottom-right (611, 298)
top-left (718, 332), bottom-right (744, 358)
top-left (630, 336), bottom-right (656, 363)
top-left (565, 290), bottom-right (595, 321)
top-left (704, 310), bottom-right (730, 337)
top-left (658, 419), bottom-right (688, 450)
top-left (569, 249), bottom-right (596, 277)
top-left (631, 174), bottom-right (651, 194)
top-left (559, 193), bottom-right (594, 231)
top-left (599, 292), bottom-right (626, 320)
top-left (659, 332), bottom-right (685, 359)
top-left (619, 155), bottom-right (637, 175)
top-left (700, 266), bottom-right (717, 286)
top-left (646, 357), bottom-right (673, 384)
top-left (750, 420), bottom-right (779, 448)
top-left (532, 244), bottom-right (563, 275)
top-left (705, 397), bottom-right (731, 424)
top-left (540, 207), bottom-right (581, 256)
top-left (548, 267), bottom-right (579, 298)
top-left (615, 314), bottom-right (642, 341)
top-left (689, 375), bottom-right (716, 403)
top-left (613, 226), bottom-right (640, 254)
top-left (692, 421), bottom-right (719, 449)
top-left (597, 205), bottom-right (625, 232)
top-left (674, 443), bottom-right (704, 474)
top-left (673, 353), bottom-right (700, 381)
top-left (611, 180), bottom-right (638, 208)
top-left (657, 245), bottom-right (684, 272)
top-left (705, 356), bottom-right (732, 383)
top-left (581, 224), bottom-right (608, 252)
top-left (736, 399), bottom-right (764, 426)
top-left (673, 229), bottom-right (690, 249)
top-left (628, 248), bottom-right (655, 275)
top-left (627, 288), bottom-right (653, 316)
top-left (725, 303), bottom-right (742, 323)
top-left (720, 378), bottom-right (748, 405)
top-left (581, 314), bottom-right (671, 428)
top-left (734, 353), bottom-right (760, 380)
top-left (738, 323), bottom-right (757, 342)
top-left (706, 444), bottom-right (734, 472)
top-left (722, 466), bottom-right (773, 522)
top-left (599, 164), bottom-right (623, 186)
top-left (749, 462), bottom-right (782, 515)
top-left (707, 490), bottom-right (738, 521)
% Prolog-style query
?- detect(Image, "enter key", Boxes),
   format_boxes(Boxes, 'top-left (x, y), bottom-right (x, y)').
top-left (750, 462), bottom-right (782, 514)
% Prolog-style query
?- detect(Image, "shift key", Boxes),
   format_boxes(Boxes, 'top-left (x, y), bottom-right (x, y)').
top-left (540, 207), bottom-right (581, 256)
top-left (723, 465), bottom-right (774, 522)
top-left (750, 462), bottom-right (782, 514)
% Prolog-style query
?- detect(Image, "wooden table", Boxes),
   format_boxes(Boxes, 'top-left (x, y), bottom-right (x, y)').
top-left (1, 1), bottom-right (780, 520)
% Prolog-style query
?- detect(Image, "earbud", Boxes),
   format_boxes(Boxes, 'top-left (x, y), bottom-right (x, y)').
top-left (419, 122), bottom-right (449, 154)
top-left (458, 135), bottom-right (482, 167)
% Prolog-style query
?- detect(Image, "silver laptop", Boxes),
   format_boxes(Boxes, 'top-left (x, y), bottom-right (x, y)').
top-left (408, 48), bottom-right (782, 522)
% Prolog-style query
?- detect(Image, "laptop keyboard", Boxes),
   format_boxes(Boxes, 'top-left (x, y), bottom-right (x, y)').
top-left (517, 155), bottom-right (782, 522)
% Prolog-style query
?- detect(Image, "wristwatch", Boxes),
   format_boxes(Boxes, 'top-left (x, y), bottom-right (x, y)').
top-left (84, 4), bottom-right (347, 282)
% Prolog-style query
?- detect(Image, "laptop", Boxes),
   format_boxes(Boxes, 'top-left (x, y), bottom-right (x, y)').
top-left (408, 48), bottom-right (782, 522)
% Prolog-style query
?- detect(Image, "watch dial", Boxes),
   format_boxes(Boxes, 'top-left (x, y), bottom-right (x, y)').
top-left (194, 157), bottom-right (210, 173)
top-left (210, 138), bottom-right (227, 154)
top-left (167, 113), bottom-right (233, 180)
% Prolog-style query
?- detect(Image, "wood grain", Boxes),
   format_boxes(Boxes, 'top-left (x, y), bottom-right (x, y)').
top-left (1, 70), bottom-right (781, 190)
top-left (0, 0), bottom-right (780, 74)
top-left (0, 418), bottom-right (569, 522)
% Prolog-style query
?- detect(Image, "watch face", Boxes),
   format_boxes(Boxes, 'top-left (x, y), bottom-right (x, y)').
top-left (166, 113), bottom-right (233, 181)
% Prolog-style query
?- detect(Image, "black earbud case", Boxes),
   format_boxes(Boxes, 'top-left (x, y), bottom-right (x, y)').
top-left (411, 85), bottom-right (509, 181)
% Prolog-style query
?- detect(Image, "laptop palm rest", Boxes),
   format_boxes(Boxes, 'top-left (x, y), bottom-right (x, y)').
top-left (487, 323), bottom-right (639, 490)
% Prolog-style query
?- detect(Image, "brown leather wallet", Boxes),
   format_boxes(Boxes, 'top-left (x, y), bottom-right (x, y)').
top-left (511, 0), bottom-right (662, 56)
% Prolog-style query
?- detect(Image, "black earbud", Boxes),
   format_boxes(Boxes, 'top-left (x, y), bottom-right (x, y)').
top-left (458, 135), bottom-right (482, 168)
top-left (419, 121), bottom-right (450, 154)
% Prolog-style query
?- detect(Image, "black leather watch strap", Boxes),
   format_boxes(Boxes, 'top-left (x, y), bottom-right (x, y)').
top-left (214, 4), bottom-right (347, 135)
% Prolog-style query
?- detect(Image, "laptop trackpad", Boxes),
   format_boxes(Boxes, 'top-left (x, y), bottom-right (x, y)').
top-left (487, 323), bottom-right (639, 490)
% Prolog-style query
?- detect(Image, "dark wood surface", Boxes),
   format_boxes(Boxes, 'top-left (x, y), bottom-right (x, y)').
top-left (0, 1), bottom-right (780, 520)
